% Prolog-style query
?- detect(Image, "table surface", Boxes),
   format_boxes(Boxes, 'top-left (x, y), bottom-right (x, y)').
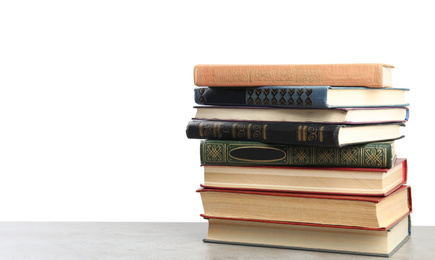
top-left (0, 222), bottom-right (433, 259)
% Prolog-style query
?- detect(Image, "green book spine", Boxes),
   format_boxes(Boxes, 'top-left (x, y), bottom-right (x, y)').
top-left (200, 140), bottom-right (395, 168)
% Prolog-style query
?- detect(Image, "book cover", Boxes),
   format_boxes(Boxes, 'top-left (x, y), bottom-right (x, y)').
top-left (200, 140), bottom-right (397, 168)
top-left (198, 185), bottom-right (412, 229)
top-left (194, 64), bottom-right (393, 88)
top-left (201, 212), bottom-right (411, 232)
top-left (201, 158), bottom-right (408, 196)
top-left (202, 215), bottom-right (411, 257)
top-left (193, 106), bottom-right (410, 124)
top-left (198, 184), bottom-right (411, 205)
top-left (186, 120), bottom-right (405, 146)
top-left (194, 86), bottom-right (409, 108)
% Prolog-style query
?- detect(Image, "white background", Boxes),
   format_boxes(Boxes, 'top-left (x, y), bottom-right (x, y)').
top-left (0, 0), bottom-right (433, 225)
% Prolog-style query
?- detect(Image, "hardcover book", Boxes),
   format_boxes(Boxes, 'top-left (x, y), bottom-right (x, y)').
top-left (194, 86), bottom-right (408, 108)
top-left (200, 140), bottom-right (397, 168)
top-left (194, 106), bottom-right (409, 124)
top-left (202, 158), bottom-right (407, 196)
top-left (202, 215), bottom-right (411, 257)
top-left (186, 120), bottom-right (404, 146)
top-left (194, 64), bottom-right (393, 88)
top-left (198, 185), bottom-right (412, 229)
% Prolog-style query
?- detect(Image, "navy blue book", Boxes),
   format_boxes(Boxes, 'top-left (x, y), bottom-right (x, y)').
top-left (186, 120), bottom-right (405, 146)
top-left (194, 86), bottom-right (409, 108)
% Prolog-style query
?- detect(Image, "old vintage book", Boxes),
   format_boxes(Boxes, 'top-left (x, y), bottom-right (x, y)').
top-left (194, 64), bottom-right (393, 88)
top-left (198, 185), bottom-right (412, 229)
top-left (200, 140), bottom-right (397, 168)
top-left (186, 120), bottom-right (404, 146)
top-left (194, 106), bottom-right (409, 124)
top-left (195, 86), bottom-right (408, 108)
top-left (202, 215), bottom-right (411, 257)
top-left (202, 158), bottom-right (407, 196)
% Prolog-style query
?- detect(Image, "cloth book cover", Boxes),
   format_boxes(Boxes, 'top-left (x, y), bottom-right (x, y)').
top-left (194, 64), bottom-right (394, 88)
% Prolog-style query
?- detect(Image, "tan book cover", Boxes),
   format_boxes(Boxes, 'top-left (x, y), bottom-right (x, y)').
top-left (194, 63), bottom-right (393, 88)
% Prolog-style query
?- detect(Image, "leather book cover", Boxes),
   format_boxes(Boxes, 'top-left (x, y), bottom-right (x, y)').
top-left (186, 119), bottom-right (404, 146)
top-left (194, 86), bottom-right (408, 108)
top-left (194, 64), bottom-right (393, 88)
top-left (200, 139), bottom-right (397, 168)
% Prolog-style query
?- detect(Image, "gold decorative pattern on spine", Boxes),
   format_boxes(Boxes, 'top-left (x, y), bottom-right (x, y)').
top-left (263, 124), bottom-right (267, 140)
top-left (319, 126), bottom-right (324, 142)
top-left (297, 125), bottom-right (321, 142)
top-left (217, 123), bottom-right (221, 138)
top-left (307, 127), bottom-right (317, 141)
top-left (297, 126), bottom-right (302, 141)
top-left (199, 122), bottom-right (204, 137)
top-left (303, 126), bottom-right (307, 141)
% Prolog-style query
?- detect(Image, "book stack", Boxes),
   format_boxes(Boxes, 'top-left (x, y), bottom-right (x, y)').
top-left (186, 64), bottom-right (412, 257)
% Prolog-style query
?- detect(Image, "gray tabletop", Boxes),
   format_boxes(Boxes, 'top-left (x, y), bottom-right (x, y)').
top-left (0, 222), bottom-right (433, 259)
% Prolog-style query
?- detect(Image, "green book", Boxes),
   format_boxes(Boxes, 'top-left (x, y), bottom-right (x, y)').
top-left (200, 140), bottom-right (396, 168)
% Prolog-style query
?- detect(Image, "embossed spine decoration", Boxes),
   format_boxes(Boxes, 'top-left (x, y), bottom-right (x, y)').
top-left (187, 120), bottom-right (341, 146)
top-left (200, 140), bottom-right (395, 168)
top-left (195, 86), bottom-right (329, 108)
top-left (194, 64), bottom-right (392, 88)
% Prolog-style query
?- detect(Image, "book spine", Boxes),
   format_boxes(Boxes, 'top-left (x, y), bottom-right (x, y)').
top-left (200, 140), bottom-right (395, 168)
top-left (195, 86), bottom-right (329, 108)
top-left (194, 64), bottom-right (388, 88)
top-left (186, 120), bottom-right (340, 146)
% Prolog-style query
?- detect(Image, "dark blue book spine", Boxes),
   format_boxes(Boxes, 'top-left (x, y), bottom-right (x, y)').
top-left (195, 86), bottom-right (329, 108)
top-left (186, 120), bottom-right (340, 146)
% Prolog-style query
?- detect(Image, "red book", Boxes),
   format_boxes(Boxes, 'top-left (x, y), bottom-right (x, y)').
top-left (198, 185), bottom-right (412, 229)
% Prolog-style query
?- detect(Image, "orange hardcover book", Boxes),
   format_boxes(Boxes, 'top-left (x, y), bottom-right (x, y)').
top-left (194, 64), bottom-right (393, 88)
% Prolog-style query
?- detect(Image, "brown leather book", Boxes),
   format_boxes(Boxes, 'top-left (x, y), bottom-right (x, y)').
top-left (194, 63), bottom-right (393, 88)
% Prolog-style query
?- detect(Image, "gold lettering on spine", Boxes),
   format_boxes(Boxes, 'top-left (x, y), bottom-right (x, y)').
top-left (320, 126), bottom-right (324, 142)
top-left (232, 123), bottom-right (236, 138)
top-left (263, 124), bottom-right (267, 140)
top-left (303, 126), bottom-right (307, 141)
top-left (199, 122), bottom-right (204, 137)
top-left (298, 126), bottom-right (302, 141)
top-left (213, 123), bottom-right (217, 137)
top-left (217, 123), bottom-right (222, 138)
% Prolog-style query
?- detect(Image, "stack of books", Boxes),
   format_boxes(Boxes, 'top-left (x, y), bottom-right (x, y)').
top-left (186, 64), bottom-right (412, 257)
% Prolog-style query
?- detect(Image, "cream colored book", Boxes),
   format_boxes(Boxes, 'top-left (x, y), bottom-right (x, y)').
top-left (203, 158), bottom-right (407, 196)
top-left (203, 215), bottom-right (411, 257)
